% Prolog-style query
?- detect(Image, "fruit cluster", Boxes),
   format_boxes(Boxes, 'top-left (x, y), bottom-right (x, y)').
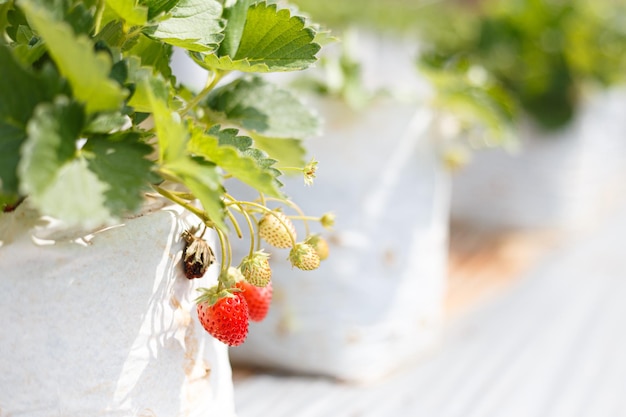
top-left (183, 202), bottom-right (333, 346)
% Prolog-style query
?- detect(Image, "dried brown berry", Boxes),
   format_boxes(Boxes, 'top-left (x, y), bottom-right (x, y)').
top-left (182, 229), bottom-right (215, 279)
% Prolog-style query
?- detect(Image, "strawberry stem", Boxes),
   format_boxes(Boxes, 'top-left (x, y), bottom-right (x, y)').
top-left (94, 0), bottom-right (105, 34)
top-left (179, 69), bottom-right (226, 116)
top-left (152, 185), bottom-right (215, 228)
top-left (225, 208), bottom-right (243, 239)
top-left (265, 197), bottom-right (311, 237)
top-left (215, 227), bottom-right (230, 291)
top-left (240, 206), bottom-right (257, 257)
top-left (224, 194), bottom-right (260, 258)
top-left (226, 194), bottom-right (255, 256)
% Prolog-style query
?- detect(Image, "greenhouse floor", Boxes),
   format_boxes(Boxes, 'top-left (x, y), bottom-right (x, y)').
top-left (232, 203), bottom-right (626, 417)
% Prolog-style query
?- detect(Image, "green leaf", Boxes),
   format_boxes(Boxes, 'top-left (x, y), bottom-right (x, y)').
top-left (206, 75), bottom-right (320, 138)
top-left (33, 157), bottom-right (113, 227)
top-left (140, 0), bottom-right (179, 20)
top-left (105, 0), bottom-right (148, 26)
top-left (142, 72), bottom-right (228, 230)
top-left (200, 2), bottom-right (320, 72)
top-left (83, 133), bottom-right (156, 216)
top-left (0, 124), bottom-right (24, 204)
top-left (419, 56), bottom-right (516, 144)
top-left (217, 0), bottom-right (256, 58)
top-left (252, 134), bottom-right (306, 169)
top-left (192, 52), bottom-right (273, 73)
top-left (94, 19), bottom-right (125, 47)
top-left (20, 0), bottom-right (127, 114)
top-left (143, 0), bottom-right (225, 52)
top-left (167, 156), bottom-right (227, 231)
top-left (59, 1), bottom-right (95, 36)
top-left (126, 56), bottom-right (171, 113)
top-left (0, 3), bottom-right (11, 33)
top-left (10, 41), bottom-right (47, 66)
top-left (143, 77), bottom-right (187, 163)
top-left (84, 112), bottom-right (130, 134)
top-left (0, 44), bottom-right (58, 197)
top-left (0, 44), bottom-right (51, 126)
top-left (15, 96), bottom-right (113, 226)
top-left (127, 34), bottom-right (174, 80)
top-left (189, 125), bottom-right (283, 197)
top-left (233, 1), bottom-right (320, 69)
top-left (6, 3), bottom-right (29, 42)
top-left (18, 97), bottom-right (85, 198)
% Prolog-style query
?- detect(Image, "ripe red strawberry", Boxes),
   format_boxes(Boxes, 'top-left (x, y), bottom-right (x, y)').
top-left (196, 288), bottom-right (249, 346)
top-left (259, 210), bottom-right (296, 248)
top-left (235, 280), bottom-right (273, 322)
top-left (239, 250), bottom-right (272, 287)
top-left (288, 242), bottom-right (321, 271)
top-left (182, 229), bottom-right (215, 279)
top-left (305, 234), bottom-right (329, 261)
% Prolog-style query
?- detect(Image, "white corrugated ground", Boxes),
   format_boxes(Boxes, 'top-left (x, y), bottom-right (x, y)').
top-left (233, 202), bottom-right (626, 417)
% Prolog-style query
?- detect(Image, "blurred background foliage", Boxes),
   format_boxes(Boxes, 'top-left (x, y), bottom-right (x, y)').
top-left (292, 0), bottom-right (626, 132)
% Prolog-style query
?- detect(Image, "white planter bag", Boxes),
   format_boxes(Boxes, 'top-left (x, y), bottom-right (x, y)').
top-left (0, 200), bottom-right (236, 417)
top-left (230, 97), bottom-right (451, 381)
top-left (451, 88), bottom-right (626, 231)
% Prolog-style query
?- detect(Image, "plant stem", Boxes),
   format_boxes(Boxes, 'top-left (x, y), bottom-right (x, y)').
top-left (224, 194), bottom-right (260, 254)
top-left (215, 228), bottom-right (231, 291)
top-left (265, 197), bottom-right (312, 236)
top-left (225, 208), bottom-right (243, 239)
top-left (152, 185), bottom-right (214, 228)
top-left (179, 70), bottom-right (226, 116)
top-left (239, 205), bottom-right (257, 257)
top-left (125, 26), bottom-right (144, 40)
top-left (94, 0), bottom-right (105, 35)
top-left (227, 200), bottom-right (297, 248)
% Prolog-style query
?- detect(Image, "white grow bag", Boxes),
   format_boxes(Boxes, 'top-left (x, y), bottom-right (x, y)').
top-left (230, 97), bottom-right (451, 382)
top-left (0, 200), bottom-right (236, 417)
top-left (450, 88), bottom-right (626, 231)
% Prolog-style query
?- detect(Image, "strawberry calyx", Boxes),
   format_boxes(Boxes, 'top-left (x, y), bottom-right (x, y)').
top-left (195, 285), bottom-right (241, 307)
top-left (219, 267), bottom-right (242, 289)
top-left (288, 242), bottom-right (321, 271)
top-left (196, 288), bottom-right (249, 346)
top-left (239, 250), bottom-right (272, 287)
top-left (304, 234), bottom-right (329, 261)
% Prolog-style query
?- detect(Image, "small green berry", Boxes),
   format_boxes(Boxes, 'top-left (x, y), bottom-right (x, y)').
top-left (288, 242), bottom-right (320, 271)
top-left (259, 210), bottom-right (297, 248)
top-left (239, 250), bottom-right (272, 287)
top-left (305, 234), bottom-right (329, 261)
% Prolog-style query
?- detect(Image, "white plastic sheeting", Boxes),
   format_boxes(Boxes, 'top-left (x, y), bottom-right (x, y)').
top-left (234, 198), bottom-right (626, 417)
top-left (451, 88), bottom-right (626, 231)
top-left (0, 201), bottom-right (236, 417)
top-left (230, 98), bottom-right (450, 381)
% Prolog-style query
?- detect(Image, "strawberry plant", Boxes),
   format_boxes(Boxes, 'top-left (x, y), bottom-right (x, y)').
top-left (293, 0), bottom-right (626, 137)
top-left (0, 0), bottom-right (333, 346)
top-left (416, 0), bottom-right (626, 131)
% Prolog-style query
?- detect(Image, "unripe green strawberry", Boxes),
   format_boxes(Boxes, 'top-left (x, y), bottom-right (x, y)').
top-left (320, 212), bottom-right (336, 229)
top-left (305, 234), bottom-right (329, 261)
top-left (239, 250), bottom-right (272, 287)
top-left (259, 210), bottom-right (296, 249)
top-left (288, 242), bottom-right (320, 271)
top-left (196, 287), bottom-right (249, 347)
top-left (235, 280), bottom-right (273, 322)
